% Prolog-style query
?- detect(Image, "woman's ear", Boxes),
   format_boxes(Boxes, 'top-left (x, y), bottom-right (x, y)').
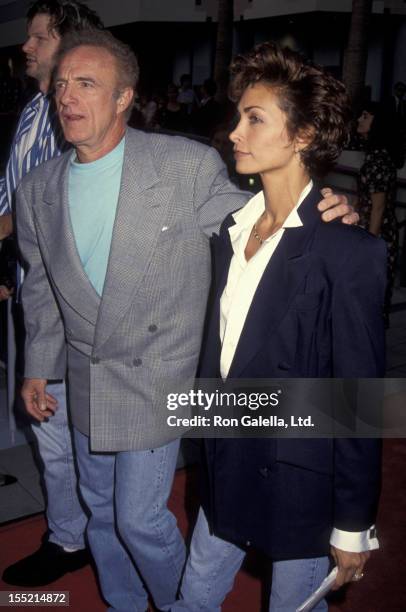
top-left (294, 126), bottom-right (315, 153)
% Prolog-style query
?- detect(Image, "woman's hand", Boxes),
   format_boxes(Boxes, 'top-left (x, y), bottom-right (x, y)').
top-left (330, 545), bottom-right (370, 590)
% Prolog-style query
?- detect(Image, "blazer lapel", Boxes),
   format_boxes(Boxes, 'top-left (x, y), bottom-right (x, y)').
top-left (199, 227), bottom-right (234, 377)
top-left (38, 154), bottom-right (100, 325)
top-left (93, 130), bottom-right (174, 351)
top-left (212, 225), bottom-right (234, 298)
top-left (227, 186), bottom-right (322, 379)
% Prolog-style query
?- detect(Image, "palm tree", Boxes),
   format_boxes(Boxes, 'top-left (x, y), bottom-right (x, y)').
top-left (342, 0), bottom-right (373, 112)
top-left (213, 0), bottom-right (234, 104)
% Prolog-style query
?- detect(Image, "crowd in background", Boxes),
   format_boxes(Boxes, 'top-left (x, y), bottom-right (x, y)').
top-left (1, 62), bottom-right (406, 170)
top-left (129, 75), bottom-right (225, 137)
top-left (1, 63), bottom-right (406, 316)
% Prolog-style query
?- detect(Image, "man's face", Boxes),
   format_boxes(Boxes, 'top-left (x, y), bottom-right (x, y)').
top-left (54, 45), bottom-right (132, 161)
top-left (22, 14), bottom-right (60, 85)
top-left (357, 110), bottom-right (374, 136)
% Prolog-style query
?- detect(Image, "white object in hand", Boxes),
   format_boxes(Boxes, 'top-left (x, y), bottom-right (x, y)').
top-left (296, 566), bottom-right (338, 612)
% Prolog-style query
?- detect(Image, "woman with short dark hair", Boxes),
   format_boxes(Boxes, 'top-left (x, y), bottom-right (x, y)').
top-left (172, 42), bottom-right (386, 612)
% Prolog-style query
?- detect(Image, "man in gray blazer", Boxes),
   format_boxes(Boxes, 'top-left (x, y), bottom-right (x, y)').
top-left (16, 28), bottom-right (249, 611)
top-left (16, 29), bottom-right (355, 611)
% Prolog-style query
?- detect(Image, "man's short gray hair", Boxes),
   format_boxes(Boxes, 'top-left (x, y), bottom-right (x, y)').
top-left (57, 29), bottom-right (139, 116)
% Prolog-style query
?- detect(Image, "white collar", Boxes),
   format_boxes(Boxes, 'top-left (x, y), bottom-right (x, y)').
top-left (229, 180), bottom-right (313, 246)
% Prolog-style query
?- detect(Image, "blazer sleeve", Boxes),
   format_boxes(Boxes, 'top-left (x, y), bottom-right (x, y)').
top-left (331, 233), bottom-right (386, 531)
top-left (331, 232), bottom-right (386, 377)
top-left (16, 182), bottom-right (67, 379)
top-left (192, 146), bottom-right (249, 237)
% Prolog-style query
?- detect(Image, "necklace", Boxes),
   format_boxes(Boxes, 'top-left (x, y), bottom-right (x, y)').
top-left (252, 223), bottom-right (265, 244)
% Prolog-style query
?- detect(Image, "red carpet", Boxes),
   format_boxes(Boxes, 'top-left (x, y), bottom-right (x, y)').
top-left (0, 440), bottom-right (405, 611)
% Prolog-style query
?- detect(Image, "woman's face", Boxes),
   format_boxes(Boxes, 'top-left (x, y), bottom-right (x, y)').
top-left (357, 110), bottom-right (374, 136)
top-left (229, 82), bottom-right (300, 176)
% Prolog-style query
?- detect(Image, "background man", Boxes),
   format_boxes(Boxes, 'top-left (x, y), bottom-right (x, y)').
top-left (16, 29), bottom-right (356, 610)
top-left (0, 0), bottom-right (103, 588)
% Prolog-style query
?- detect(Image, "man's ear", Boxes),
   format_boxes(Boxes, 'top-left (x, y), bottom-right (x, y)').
top-left (116, 87), bottom-right (134, 115)
top-left (50, 27), bottom-right (60, 43)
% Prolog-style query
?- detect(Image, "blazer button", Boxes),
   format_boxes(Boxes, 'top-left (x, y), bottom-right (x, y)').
top-left (277, 361), bottom-right (291, 371)
top-left (148, 324), bottom-right (158, 333)
top-left (91, 356), bottom-right (100, 364)
top-left (133, 358), bottom-right (142, 367)
top-left (246, 540), bottom-right (251, 547)
top-left (259, 467), bottom-right (269, 478)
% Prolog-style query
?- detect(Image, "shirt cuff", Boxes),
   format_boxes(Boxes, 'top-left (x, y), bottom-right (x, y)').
top-left (330, 525), bottom-right (379, 552)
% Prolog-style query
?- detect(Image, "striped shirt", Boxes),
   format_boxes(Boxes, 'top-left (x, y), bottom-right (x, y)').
top-left (0, 91), bottom-right (68, 215)
top-left (0, 91), bottom-right (69, 288)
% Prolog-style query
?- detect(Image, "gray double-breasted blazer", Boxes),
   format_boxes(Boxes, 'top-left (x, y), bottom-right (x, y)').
top-left (16, 128), bottom-right (248, 451)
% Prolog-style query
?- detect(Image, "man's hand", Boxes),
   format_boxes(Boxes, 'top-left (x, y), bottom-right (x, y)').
top-left (0, 213), bottom-right (13, 240)
top-left (318, 188), bottom-right (359, 225)
top-left (0, 285), bottom-right (13, 301)
top-left (330, 545), bottom-right (370, 590)
top-left (21, 378), bottom-right (58, 422)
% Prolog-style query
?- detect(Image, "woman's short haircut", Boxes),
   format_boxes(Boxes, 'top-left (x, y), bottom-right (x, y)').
top-left (57, 29), bottom-right (139, 117)
top-left (229, 42), bottom-right (351, 177)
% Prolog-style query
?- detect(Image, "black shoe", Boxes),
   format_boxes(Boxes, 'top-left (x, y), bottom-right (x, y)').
top-left (2, 541), bottom-right (91, 586)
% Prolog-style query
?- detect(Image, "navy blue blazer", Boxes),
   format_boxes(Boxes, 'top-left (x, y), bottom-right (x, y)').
top-left (200, 185), bottom-right (387, 560)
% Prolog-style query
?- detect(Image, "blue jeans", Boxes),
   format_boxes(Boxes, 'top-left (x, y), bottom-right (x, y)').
top-left (171, 508), bottom-right (329, 612)
top-left (73, 429), bottom-right (186, 612)
top-left (31, 381), bottom-right (87, 550)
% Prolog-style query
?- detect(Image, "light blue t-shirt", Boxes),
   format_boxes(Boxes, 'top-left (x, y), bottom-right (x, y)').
top-left (69, 137), bottom-right (125, 296)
